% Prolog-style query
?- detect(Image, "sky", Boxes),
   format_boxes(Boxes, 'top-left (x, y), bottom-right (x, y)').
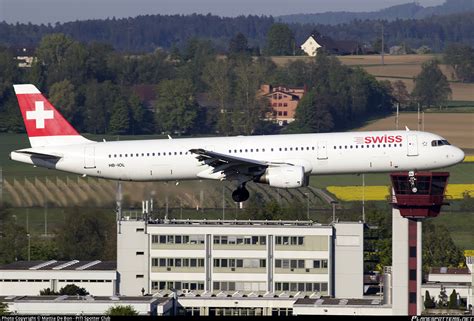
top-left (0, 0), bottom-right (446, 24)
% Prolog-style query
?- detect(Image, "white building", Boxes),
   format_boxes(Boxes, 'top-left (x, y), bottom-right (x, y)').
top-left (1, 295), bottom-right (173, 315)
top-left (293, 297), bottom-right (393, 315)
top-left (0, 260), bottom-right (117, 296)
top-left (301, 35), bottom-right (322, 57)
top-left (421, 257), bottom-right (473, 311)
top-left (118, 219), bottom-right (364, 304)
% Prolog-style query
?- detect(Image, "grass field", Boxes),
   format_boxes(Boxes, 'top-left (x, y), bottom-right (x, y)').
top-left (271, 54), bottom-right (474, 102)
top-left (428, 212), bottom-right (474, 250)
top-left (358, 113), bottom-right (474, 150)
top-left (326, 184), bottom-right (474, 201)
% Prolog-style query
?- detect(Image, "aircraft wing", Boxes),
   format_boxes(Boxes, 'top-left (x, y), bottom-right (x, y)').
top-left (189, 148), bottom-right (292, 181)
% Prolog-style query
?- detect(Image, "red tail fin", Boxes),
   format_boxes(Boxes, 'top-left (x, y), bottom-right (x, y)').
top-left (13, 84), bottom-right (90, 147)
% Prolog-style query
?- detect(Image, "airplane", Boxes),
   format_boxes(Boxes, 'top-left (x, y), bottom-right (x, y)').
top-left (10, 84), bottom-right (465, 202)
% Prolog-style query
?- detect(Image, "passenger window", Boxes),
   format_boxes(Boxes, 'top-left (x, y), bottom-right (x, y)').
top-left (108, 155), bottom-right (111, 158)
top-left (125, 154), bottom-right (128, 157)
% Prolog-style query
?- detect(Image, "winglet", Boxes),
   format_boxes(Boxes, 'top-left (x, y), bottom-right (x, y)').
top-left (405, 126), bottom-right (410, 131)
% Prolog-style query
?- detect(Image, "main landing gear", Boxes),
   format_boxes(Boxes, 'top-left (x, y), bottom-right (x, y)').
top-left (232, 183), bottom-right (249, 202)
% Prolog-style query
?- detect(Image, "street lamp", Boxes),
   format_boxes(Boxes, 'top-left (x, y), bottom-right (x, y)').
top-left (304, 193), bottom-right (310, 220)
top-left (27, 233), bottom-right (31, 261)
top-left (330, 201), bottom-right (339, 223)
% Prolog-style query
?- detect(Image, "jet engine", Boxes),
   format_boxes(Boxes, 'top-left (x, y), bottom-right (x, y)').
top-left (256, 166), bottom-right (306, 188)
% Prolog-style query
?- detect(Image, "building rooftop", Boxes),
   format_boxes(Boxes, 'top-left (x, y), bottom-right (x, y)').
top-left (0, 260), bottom-right (116, 271)
top-left (0, 295), bottom-right (170, 305)
top-left (294, 297), bottom-right (385, 307)
top-left (137, 218), bottom-right (329, 228)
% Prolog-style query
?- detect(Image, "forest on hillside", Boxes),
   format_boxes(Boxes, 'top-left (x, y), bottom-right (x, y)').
top-left (1, 11), bottom-right (474, 53)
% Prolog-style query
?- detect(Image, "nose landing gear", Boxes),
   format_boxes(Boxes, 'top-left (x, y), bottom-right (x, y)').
top-left (232, 183), bottom-right (250, 202)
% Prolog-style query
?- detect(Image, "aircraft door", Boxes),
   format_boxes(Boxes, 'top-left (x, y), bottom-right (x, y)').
top-left (84, 146), bottom-right (96, 168)
top-left (407, 134), bottom-right (419, 156)
top-left (317, 141), bottom-right (328, 160)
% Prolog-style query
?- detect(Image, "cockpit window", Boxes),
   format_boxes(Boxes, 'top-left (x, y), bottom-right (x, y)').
top-left (431, 140), bottom-right (451, 147)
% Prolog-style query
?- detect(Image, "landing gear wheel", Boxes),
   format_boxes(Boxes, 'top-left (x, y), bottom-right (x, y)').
top-left (232, 185), bottom-right (250, 202)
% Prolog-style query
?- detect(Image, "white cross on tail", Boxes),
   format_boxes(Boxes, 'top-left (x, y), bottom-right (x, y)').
top-left (26, 101), bottom-right (54, 129)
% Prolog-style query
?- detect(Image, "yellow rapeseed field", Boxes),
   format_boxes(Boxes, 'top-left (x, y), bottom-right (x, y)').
top-left (464, 155), bottom-right (474, 162)
top-left (327, 184), bottom-right (474, 201)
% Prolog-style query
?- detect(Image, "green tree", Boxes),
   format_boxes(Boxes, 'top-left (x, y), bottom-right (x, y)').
top-left (0, 208), bottom-right (28, 264)
top-left (229, 33), bottom-right (249, 56)
top-left (0, 302), bottom-right (10, 315)
top-left (392, 80), bottom-right (411, 108)
top-left (0, 48), bottom-right (23, 133)
top-left (30, 238), bottom-right (59, 260)
top-left (49, 80), bottom-right (78, 123)
top-left (59, 284), bottom-right (89, 296)
top-left (179, 38), bottom-right (216, 91)
top-left (40, 288), bottom-right (59, 295)
top-left (424, 290), bottom-right (436, 309)
top-left (444, 43), bottom-right (474, 83)
top-left (412, 60), bottom-right (452, 109)
top-left (154, 78), bottom-right (199, 135)
top-left (448, 289), bottom-right (458, 309)
top-left (422, 221), bottom-right (464, 274)
top-left (233, 60), bottom-right (269, 135)
top-left (109, 100), bottom-right (130, 135)
top-left (54, 208), bottom-right (116, 260)
top-left (202, 59), bottom-right (233, 135)
top-left (106, 305), bottom-right (139, 316)
top-left (437, 285), bottom-right (448, 308)
top-left (35, 33), bottom-right (88, 87)
top-left (289, 90), bottom-right (334, 133)
top-left (265, 23), bottom-right (295, 56)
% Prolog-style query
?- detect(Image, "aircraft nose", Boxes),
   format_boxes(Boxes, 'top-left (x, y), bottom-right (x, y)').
top-left (454, 147), bottom-right (465, 164)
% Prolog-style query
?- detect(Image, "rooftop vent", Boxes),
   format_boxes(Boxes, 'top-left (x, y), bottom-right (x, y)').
top-left (53, 260), bottom-right (80, 270)
top-left (76, 260), bottom-right (101, 270)
top-left (29, 260), bottom-right (57, 270)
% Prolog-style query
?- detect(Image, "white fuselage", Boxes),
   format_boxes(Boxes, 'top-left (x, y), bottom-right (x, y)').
top-left (11, 130), bottom-right (465, 182)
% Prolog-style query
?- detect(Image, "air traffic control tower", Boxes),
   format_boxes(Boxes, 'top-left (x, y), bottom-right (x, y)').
top-left (388, 171), bottom-right (450, 315)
